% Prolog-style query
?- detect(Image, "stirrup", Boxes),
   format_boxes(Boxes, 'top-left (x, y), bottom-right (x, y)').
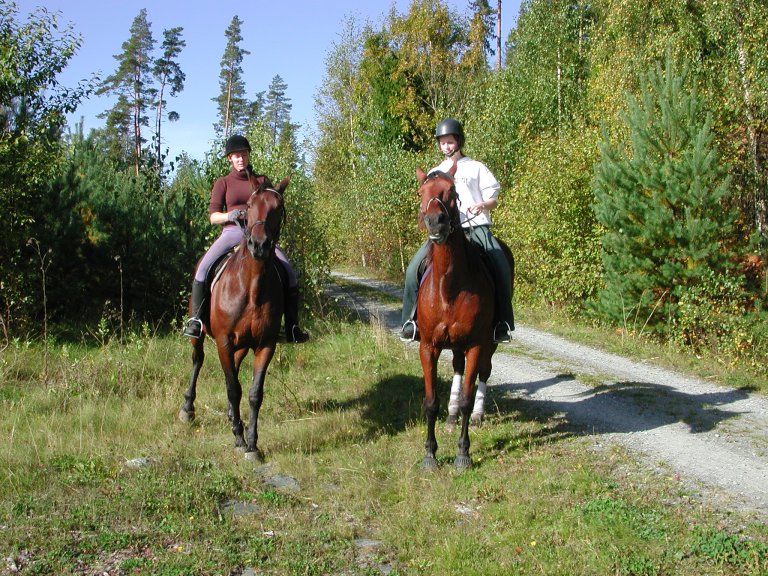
top-left (182, 317), bottom-right (203, 339)
top-left (493, 321), bottom-right (513, 344)
top-left (399, 320), bottom-right (418, 342)
top-left (287, 325), bottom-right (309, 343)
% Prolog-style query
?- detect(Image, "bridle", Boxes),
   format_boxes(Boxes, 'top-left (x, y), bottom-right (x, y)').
top-left (241, 188), bottom-right (286, 244)
top-left (420, 172), bottom-right (460, 238)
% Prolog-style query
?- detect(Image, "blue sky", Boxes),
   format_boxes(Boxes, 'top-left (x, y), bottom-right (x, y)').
top-left (17, 0), bottom-right (519, 164)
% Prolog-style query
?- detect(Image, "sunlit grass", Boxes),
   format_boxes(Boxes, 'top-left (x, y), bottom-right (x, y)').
top-left (1, 317), bottom-right (767, 575)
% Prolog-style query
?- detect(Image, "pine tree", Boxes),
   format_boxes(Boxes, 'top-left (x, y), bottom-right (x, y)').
top-left (97, 9), bottom-right (156, 175)
top-left (464, 0), bottom-right (496, 73)
top-left (593, 50), bottom-right (735, 335)
top-left (213, 16), bottom-right (250, 138)
top-left (152, 26), bottom-right (186, 170)
top-left (263, 74), bottom-right (292, 147)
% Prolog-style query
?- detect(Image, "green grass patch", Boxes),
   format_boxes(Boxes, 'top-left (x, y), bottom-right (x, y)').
top-left (520, 304), bottom-right (768, 394)
top-left (1, 317), bottom-right (767, 575)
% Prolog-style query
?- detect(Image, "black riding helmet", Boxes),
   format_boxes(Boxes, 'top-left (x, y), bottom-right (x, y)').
top-left (434, 117), bottom-right (465, 149)
top-left (224, 134), bottom-right (251, 156)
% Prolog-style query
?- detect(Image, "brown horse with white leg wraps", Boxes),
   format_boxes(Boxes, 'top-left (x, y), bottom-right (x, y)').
top-left (414, 164), bottom-right (513, 470)
top-left (179, 174), bottom-right (289, 462)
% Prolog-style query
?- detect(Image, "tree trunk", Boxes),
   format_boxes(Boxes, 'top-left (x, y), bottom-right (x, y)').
top-left (496, 0), bottom-right (502, 71)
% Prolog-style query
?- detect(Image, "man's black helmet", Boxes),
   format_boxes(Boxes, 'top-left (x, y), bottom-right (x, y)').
top-left (224, 134), bottom-right (251, 155)
top-left (434, 117), bottom-right (465, 148)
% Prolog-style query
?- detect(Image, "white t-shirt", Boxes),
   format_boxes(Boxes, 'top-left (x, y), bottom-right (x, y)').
top-left (431, 156), bottom-right (500, 227)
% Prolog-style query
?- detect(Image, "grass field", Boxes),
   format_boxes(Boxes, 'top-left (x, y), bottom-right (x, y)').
top-left (2, 309), bottom-right (767, 575)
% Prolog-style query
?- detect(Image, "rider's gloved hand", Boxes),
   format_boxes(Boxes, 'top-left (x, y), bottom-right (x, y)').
top-left (227, 209), bottom-right (244, 222)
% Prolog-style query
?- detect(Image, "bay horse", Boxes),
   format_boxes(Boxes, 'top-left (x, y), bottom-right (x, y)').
top-left (414, 163), bottom-right (513, 471)
top-left (179, 174), bottom-right (289, 462)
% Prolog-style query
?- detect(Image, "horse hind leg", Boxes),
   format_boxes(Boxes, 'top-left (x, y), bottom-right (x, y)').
top-left (471, 351), bottom-right (494, 425)
top-left (455, 391), bottom-right (473, 471)
top-left (179, 336), bottom-right (205, 422)
top-left (446, 352), bottom-right (465, 431)
top-left (470, 381), bottom-right (487, 425)
top-left (445, 373), bottom-right (462, 431)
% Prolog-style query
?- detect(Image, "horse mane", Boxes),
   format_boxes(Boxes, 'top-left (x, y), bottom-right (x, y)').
top-left (425, 169), bottom-right (452, 182)
top-left (248, 170), bottom-right (274, 192)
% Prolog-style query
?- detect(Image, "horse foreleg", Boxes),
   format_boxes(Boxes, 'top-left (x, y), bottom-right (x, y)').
top-left (455, 346), bottom-right (482, 470)
top-left (419, 344), bottom-right (441, 470)
top-left (179, 336), bottom-right (205, 422)
top-left (228, 348), bottom-right (248, 423)
top-left (244, 346), bottom-right (275, 462)
top-left (218, 342), bottom-right (245, 449)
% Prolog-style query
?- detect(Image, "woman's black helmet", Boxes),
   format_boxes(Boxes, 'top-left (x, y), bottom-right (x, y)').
top-left (224, 134), bottom-right (251, 155)
top-left (434, 117), bottom-right (465, 148)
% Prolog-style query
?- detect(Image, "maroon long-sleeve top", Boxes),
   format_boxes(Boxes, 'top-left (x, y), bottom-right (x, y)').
top-left (208, 167), bottom-right (269, 226)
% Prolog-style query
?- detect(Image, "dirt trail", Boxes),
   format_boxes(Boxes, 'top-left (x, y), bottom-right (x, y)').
top-left (329, 271), bottom-right (768, 520)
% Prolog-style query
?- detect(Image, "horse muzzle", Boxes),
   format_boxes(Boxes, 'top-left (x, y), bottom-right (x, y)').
top-left (424, 214), bottom-right (451, 245)
top-left (247, 234), bottom-right (275, 260)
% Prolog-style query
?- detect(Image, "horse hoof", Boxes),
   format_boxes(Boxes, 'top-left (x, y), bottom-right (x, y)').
top-left (445, 414), bottom-right (458, 432)
top-left (454, 455), bottom-right (472, 471)
top-left (421, 455), bottom-right (438, 471)
top-left (178, 409), bottom-right (195, 423)
top-left (470, 413), bottom-right (483, 426)
top-left (244, 449), bottom-right (264, 463)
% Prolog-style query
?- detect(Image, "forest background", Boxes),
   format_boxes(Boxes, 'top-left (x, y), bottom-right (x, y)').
top-left (2, 0), bottom-right (767, 378)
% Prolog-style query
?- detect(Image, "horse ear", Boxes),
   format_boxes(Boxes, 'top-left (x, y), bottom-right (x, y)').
top-left (276, 176), bottom-right (290, 194)
top-left (416, 167), bottom-right (427, 184)
top-left (447, 161), bottom-right (458, 177)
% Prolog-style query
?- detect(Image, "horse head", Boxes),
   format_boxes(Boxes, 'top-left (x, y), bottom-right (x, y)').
top-left (416, 162), bottom-right (459, 245)
top-left (244, 175), bottom-right (289, 260)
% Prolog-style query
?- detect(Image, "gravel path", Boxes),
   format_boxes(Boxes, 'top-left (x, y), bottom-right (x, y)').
top-left (329, 271), bottom-right (768, 520)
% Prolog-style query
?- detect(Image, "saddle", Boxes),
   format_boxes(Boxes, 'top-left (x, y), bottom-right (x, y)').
top-left (197, 247), bottom-right (288, 324)
top-left (417, 241), bottom-right (496, 291)
top-left (205, 246), bottom-right (288, 292)
top-left (410, 241), bottom-right (496, 324)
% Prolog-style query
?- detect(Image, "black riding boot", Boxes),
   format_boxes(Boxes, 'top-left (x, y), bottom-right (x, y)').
top-left (182, 280), bottom-right (206, 339)
top-left (285, 286), bottom-right (309, 343)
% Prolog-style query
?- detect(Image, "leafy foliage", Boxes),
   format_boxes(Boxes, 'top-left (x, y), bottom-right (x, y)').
top-left (494, 123), bottom-right (603, 311)
top-left (0, 2), bottom-right (92, 336)
top-left (4, 0), bottom-right (768, 370)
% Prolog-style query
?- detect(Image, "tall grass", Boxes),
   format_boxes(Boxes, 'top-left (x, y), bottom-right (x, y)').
top-left (1, 317), bottom-right (767, 575)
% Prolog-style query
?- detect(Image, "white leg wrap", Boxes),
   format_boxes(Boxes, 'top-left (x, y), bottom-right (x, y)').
top-left (447, 374), bottom-right (462, 416)
top-left (472, 381), bottom-right (487, 417)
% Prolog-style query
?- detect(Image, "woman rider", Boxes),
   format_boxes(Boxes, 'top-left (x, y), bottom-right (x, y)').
top-left (182, 134), bottom-right (309, 343)
top-left (400, 118), bottom-right (514, 343)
